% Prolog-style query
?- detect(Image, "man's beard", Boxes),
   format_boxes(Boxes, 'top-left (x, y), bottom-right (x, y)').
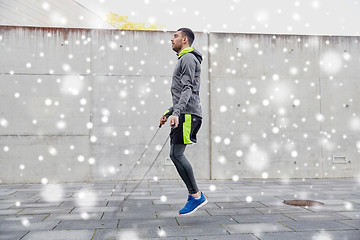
top-left (172, 44), bottom-right (181, 53)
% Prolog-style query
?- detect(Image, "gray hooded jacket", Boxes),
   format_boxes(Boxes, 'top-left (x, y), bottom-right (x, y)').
top-left (164, 48), bottom-right (202, 118)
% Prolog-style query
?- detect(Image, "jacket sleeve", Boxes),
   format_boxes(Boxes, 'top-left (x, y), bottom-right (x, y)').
top-left (163, 107), bottom-right (173, 118)
top-left (172, 55), bottom-right (196, 117)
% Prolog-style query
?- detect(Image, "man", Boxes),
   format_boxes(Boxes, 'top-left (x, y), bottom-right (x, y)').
top-left (159, 28), bottom-right (207, 215)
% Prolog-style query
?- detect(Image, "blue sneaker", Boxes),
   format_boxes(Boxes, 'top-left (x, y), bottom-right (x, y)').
top-left (179, 192), bottom-right (208, 215)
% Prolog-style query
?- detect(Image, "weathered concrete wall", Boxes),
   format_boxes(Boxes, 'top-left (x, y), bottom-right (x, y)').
top-left (209, 33), bottom-right (360, 180)
top-left (0, 27), bottom-right (210, 183)
top-left (0, 26), bottom-right (359, 183)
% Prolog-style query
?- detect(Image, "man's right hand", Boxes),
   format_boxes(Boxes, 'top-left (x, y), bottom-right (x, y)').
top-left (159, 115), bottom-right (168, 126)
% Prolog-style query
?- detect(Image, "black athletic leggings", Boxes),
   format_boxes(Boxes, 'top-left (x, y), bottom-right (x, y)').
top-left (170, 144), bottom-right (199, 194)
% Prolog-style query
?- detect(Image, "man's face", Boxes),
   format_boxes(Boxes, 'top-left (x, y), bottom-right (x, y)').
top-left (171, 31), bottom-right (185, 53)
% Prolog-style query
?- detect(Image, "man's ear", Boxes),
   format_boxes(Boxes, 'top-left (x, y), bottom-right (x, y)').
top-left (182, 36), bottom-right (188, 44)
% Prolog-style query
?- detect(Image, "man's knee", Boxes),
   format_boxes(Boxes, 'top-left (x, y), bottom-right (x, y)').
top-left (169, 151), bottom-right (175, 161)
top-left (170, 151), bottom-right (183, 162)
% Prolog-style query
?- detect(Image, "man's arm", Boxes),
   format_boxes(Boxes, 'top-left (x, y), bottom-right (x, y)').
top-left (159, 107), bottom-right (173, 126)
top-left (164, 107), bottom-right (173, 118)
top-left (172, 55), bottom-right (196, 117)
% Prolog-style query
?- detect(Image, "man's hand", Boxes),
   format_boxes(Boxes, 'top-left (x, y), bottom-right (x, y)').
top-left (160, 115), bottom-right (168, 126)
top-left (169, 115), bottom-right (179, 128)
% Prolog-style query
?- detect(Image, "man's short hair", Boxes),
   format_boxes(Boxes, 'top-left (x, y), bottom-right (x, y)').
top-left (178, 28), bottom-right (195, 46)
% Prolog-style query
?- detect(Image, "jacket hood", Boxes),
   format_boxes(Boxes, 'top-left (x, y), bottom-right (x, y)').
top-left (190, 48), bottom-right (203, 64)
top-left (178, 47), bottom-right (203, 64)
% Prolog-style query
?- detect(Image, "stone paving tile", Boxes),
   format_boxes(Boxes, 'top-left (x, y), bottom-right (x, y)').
top-left (0, 231), bottom-right (29, 240)
top-left (0, 197), bottom-right (35, 203)
top-left (102, 209), bottom-right (158, 220)
top-left (322, 230), bottom-right (360, 240)
top-left (280, 220), bottom-right (356, 231)
top-left (200, 195), bottom-right (240, 203)
top-left (283, 212), bottom-right (350, 221)
top-left (141, 237), bottom-right (185, 240)
top-left (222, 222), bottom-right (293, 234)
top-left (316, 199), bottom-right (357, 205)
top-left (336, 211), bottom-right (360, 219)
top-left (0, 203), bottom-right (14, 209)
top-left (58, 201), bottom-right (80, 208)
top-left (116, 217), bottom-right (179, 228)
top-left (0, 196), bottom-right (35, 202)
top-left (21, 230), bottom-right (95, 240)
top-left (44, 212), bottom-right (103, 221)
top-left (160, 225), bottom-right (229, 237)
top-left (16, 207), bottom-right (74, 215)
top-left (54, 219), bottom-right (118, 230)
top-left (0, 218), bottom-right (59, 231)
top-left (153, 199), bottom-right (189, 205)
top-left (202, 202), bottom-right (226, 209)
top-left (156, 209), bottom-right (210, 218)
top-left (10, 202), bottom-right (61, 209)
top-left (117, 199), bottom-right (155, 206)
top-left (106, 200), bottom-right (146, 208)
top-left (320, 193), bottom-right (360, 199)
top-left (0, 209), bottom-right (23, 215)
top-left (120, 204), bottom-right (172, 213)
top-left (307, 204), bottom-right (360, 213)
top-left (7, 190), bottom-right (38, 194)
top-left (150, 190), bottom-right (181, 195)
top-left (0, 214), bottom-right (48, 222)
top-left (231, 213), bottom-right (293, 223)
top-left (175, 215), bottom-right (238, 226)
top-left (246, 197), bottom-right (285, 207)
top-left (348, 199), bottom-right (360, 204)
top-left (102, 196), bottom-right (125, 201)
top-left (214, 201), bottom-right (267, 209)
top-left (206, 207), bottom-right (262, 216)
top-left (255, 206), bottom-right (312, 214)
top-left (254, 231), bottom-right (332, 240)
top-left (71, 206), bottom-right (118, 214)
top-left (338, 219), bottom-right (360, 229)
top-left (184, 234), bottom-right (259, 240)
top-left (92, 227), bottom-right (161, 239)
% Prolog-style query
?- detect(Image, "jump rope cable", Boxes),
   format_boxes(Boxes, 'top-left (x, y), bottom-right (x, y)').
top-left (112, 125), bottom-right (170, 216)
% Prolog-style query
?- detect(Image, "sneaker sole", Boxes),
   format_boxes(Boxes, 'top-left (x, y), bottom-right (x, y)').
top-left (179, 199), bottom-right (208, 216)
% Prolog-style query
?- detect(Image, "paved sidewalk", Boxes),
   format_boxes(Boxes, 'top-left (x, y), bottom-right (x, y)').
top-left (0, 179), bottom-right (359, 240)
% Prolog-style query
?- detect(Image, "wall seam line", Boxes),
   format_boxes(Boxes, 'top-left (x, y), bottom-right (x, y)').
top-left (207, 32), bottom-right (213, 180)
top-left (319, 36), bottom-right (324, 178)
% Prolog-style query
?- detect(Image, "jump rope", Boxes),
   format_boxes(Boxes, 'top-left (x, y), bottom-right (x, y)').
top-left (112, 124), bottom-right (170, 217)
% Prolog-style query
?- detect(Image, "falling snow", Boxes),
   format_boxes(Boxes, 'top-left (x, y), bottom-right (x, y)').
top-left (0, 3), bottom-right (359, 239)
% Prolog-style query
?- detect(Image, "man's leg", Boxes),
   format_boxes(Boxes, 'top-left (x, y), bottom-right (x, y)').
top-left (170, 144), bottom-right (199, 195)
top-left (170, 143), bottom-right (207, 215)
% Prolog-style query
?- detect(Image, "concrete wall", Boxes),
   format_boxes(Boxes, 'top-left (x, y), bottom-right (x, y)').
top-left (209, 33), bottom-right (360, 180)
top-left (0, 26), bottom-right (359, 183)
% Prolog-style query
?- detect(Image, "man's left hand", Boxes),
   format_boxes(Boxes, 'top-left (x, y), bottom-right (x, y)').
top-left (170, 115), bottom-right (179, 128)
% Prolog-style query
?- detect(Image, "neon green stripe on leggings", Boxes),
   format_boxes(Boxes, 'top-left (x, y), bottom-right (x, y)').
top-left (183, 114), bottom-right (193, 144)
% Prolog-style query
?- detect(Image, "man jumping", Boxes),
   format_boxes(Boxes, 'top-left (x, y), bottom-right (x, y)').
top-left (159, 28), bottom-right (207, 215)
